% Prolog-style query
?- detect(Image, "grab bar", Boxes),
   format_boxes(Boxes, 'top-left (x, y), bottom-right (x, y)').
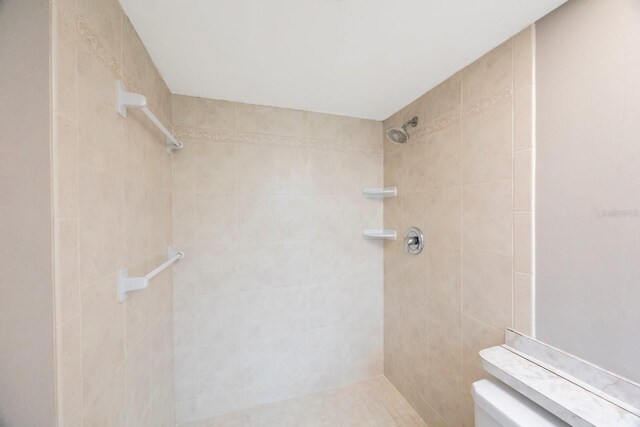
top-left (118, 248), bottom-right (184, 302)
top-left (116, 80), bottom-right (184, 150)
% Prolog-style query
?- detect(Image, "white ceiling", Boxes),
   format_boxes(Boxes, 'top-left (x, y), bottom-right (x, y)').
top-left (120, 0), bottom-right (566, 120)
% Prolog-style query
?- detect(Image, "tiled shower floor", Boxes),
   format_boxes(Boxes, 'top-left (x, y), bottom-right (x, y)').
top-left (179, 376), bottom-right (427, 427)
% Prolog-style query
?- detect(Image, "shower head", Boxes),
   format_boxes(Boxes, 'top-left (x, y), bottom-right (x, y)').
top-left (385, 116), bottom-right (419, 144)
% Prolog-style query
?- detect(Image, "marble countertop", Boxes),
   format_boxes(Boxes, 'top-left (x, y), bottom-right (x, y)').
top-left (480, 345), bottom-right (640, 427)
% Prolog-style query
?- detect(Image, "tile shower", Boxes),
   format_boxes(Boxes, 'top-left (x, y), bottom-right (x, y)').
top-left (49, 0), bottom-right (534, 425)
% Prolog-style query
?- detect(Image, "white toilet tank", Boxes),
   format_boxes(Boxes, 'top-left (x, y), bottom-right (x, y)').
top-left (472, 379), bottom-right (570, 427)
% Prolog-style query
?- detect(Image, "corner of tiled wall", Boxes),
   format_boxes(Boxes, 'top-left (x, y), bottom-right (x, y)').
top-left (382, 25), bottom-right (536, 427)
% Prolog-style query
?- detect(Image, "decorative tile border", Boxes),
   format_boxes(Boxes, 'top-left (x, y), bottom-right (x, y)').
top-left (463, 88), bottom-right (513, 117)
top-left (76, 15), bottom-right (120, 79)
top-left (174, 127), bottom-right (383, 155)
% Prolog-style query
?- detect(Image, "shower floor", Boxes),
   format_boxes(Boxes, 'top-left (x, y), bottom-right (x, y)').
top-left (179, 376), bottom-right (427, 427)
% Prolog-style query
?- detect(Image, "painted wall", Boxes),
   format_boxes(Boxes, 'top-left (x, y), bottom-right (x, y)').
top-left (171, 96), bottom-right (384, 423)
top-left (536, 0), bottom-right (640, 383)
top-left (383, 27), bottom-right (535, 426)
top-left (51, 0), bottom-right (176, 424)
top-left (0, 1), bottom-right (56, 425)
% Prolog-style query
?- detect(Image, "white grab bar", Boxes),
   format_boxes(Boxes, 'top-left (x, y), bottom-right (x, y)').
top-left (116, 80), bottom-right (184, 150)
top-left (118, 248), bottom-right (184, 303)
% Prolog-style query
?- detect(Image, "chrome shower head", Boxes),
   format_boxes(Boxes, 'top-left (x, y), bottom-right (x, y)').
top-left (385, 116), bottom-right (418, 144)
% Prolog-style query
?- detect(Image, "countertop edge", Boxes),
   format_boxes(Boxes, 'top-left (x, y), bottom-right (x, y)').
top-left (480, 345), bottom-right (640, 427)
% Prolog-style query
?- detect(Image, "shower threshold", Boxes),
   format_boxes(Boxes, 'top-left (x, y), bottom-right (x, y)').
top-left (178, 376), bottom-right (426, 427)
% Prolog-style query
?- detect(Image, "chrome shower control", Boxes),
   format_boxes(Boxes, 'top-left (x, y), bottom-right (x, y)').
top-left (404, 227), bottom-right (424, 255)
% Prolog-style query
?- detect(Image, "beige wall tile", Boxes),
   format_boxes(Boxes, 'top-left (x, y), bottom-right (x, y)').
top-left (78, 166), bottom-right (123, 286)
top-left (427, 300), bottom-right (462, 375)
top-left (57, 317), bottom-right (82, 426)
top-left (402, 383), bottom-right (448, 427)
top-left (514, 149), bottom-right (533, 211)
top-left (237, 195), bottom-right (276, 242)
top-left (427, 247), bottom-right (462, 308)
top-left (83, 366), bottom-right (126, 427)
top-left (77, 0), bottom-right (122, 58)
top-left (308, 111), bottom-right (342, 140)
top-left (124, 261), bottom-right (150, 352)
top-left (195, 193), bottom-right (236, 245)
top-left (340, 117), bottom-right (381, 151)
top-left (461, 181), bottom-right (512, 256)
top-left (194, 98), bottom-right (236, 131)
top-left (162, 83), bottom-right (173, 129)
top-left (513, 26), bottom-right (535, 91)
top-left (426, 368), bottom-right (462, 427)
top-left (514, 86), bottom-right (534, 151)
top-left (461, 101), bottom-right (513, 185)
top-left (462, 314), bottom-right (504, 427)
top-left (126, 337), bottom-right (152, 425)
top-left (402, 193), bottom-right (428, 231)
top-left (513, 272), bottom-right (533, 336)
top-left (53, 0), bottom-right (76, 20)
top-left (172, 95), bottom-right (195, 128)
top-left (275, 195), bottom-right (313, 241)
top-left (173, 191), bottom-right (196, 247)
top-left (427, 187), bottom-right (461, 250)
top-left (514, 212), bottom-right (533, 274)
top-left (403, 251), bottom-right (428, 296)
top-left (463, 251), bottom-right (513, 329)
top-left (235, 103), bottom-right (309, 137)
top-left (195, 142), bottom-right (236, 193)
top-left (424, 74), bottom-right (461, 123)
top-left (462, 40), bottom-right (513, 107)
top-left (123, 113), bottom-right (150, 185)
top-left (147, 190), bottom-right (172, 251)
top-left (172, 142), bottom-right (195, 192)
top-left (462, 314), bottom-right (504, 393)
top-left (275, 146), bottom-right (311, 195)
top-left (122, 15), bottom-right (147, 94)
top-left (55, 220), bottom-right (80, 324)
top-left (426, 122), bottom-right (461, 189)
top-left (236, 144), bottom-right (277, 194)
top-left (146, 61), bottom-right (166, 125)
top-left (384, 196), bottom-right (402, 230)
top-left (123, 180), bottom-right (149, 264)
top-left (81, 275), bottom-right (125, 405)
top-left (383, 147), bottom-right (402, 188)
top-left (401, 141), bottom-right (429, 194)
top-left (52, 9), bottom-right (77, 119)
top-left (77, 46), bottom-right (123, 175)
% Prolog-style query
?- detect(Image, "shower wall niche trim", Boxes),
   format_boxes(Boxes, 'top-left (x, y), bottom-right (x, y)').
top-left (362, 187), bottom-right (397, 199)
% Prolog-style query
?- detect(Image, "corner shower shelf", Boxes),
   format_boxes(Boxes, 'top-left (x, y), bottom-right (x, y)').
top-left (362, 229), bottom-right (397, 240)
top-left (118, 248), bottom-right (184, 303)
top-left (362, 187), bottom-right (397, 199)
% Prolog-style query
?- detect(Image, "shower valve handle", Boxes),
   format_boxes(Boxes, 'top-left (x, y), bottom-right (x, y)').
top-left (404, 227), bottom-right (425, 255)
top-left (405, 235), bottom-right (418, 247)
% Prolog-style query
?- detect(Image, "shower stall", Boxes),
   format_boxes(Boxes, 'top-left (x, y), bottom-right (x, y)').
top-left (37, 0), bottom-right (535, 424)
